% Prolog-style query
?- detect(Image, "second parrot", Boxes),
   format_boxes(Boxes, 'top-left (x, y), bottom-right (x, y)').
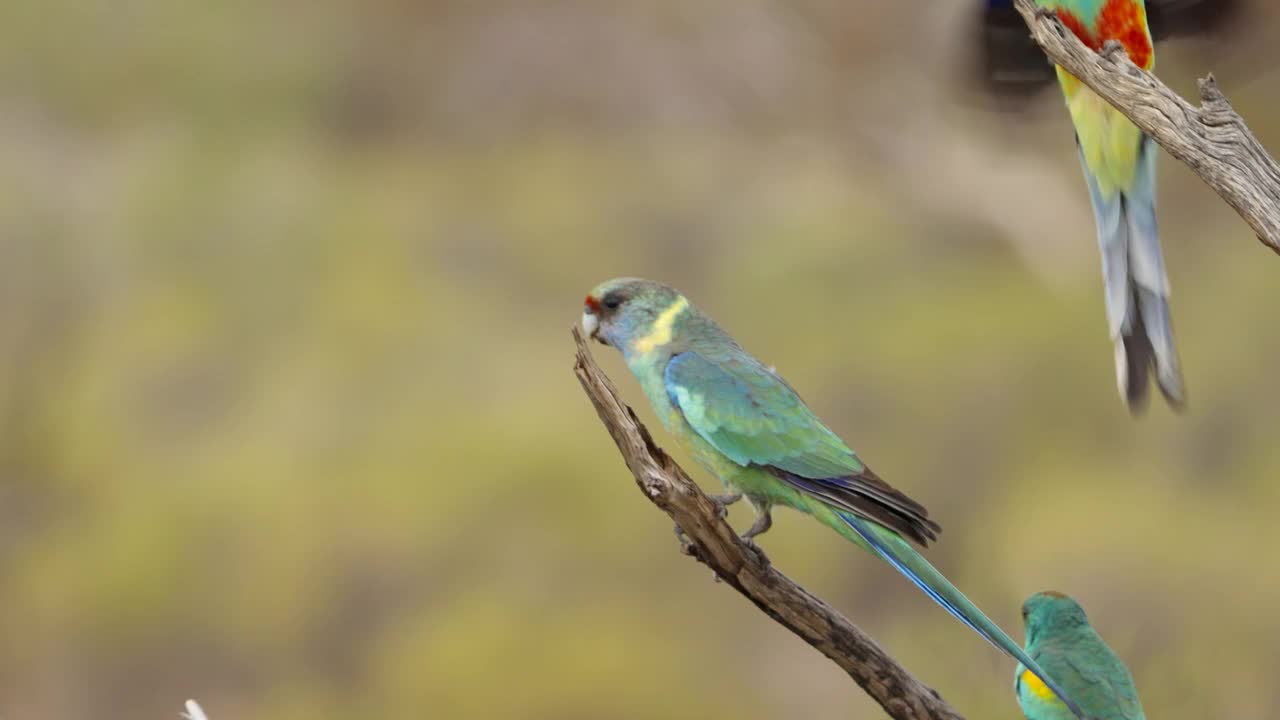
top-left (1016, 591), bottom-right (1146, 719)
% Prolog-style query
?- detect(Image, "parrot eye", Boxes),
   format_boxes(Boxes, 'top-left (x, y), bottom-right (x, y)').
top-left (602, 295), bottom-right (622, 311)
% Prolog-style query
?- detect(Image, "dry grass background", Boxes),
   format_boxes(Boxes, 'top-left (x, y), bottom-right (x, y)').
top-left (3, 1), bottom-right (1280, 718)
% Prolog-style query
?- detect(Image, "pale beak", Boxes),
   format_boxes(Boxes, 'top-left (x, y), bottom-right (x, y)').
top-left (582, 311), bottom-right (600, 342)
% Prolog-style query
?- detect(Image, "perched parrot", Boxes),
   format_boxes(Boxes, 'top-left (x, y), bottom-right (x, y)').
top-left (1020, 0), bottom-right (1191, 411)
top-left (582, 277), bottom-right (1084, 719)
top-left (1016, 592), bottom-right (1145, 719)
top-left (975, 0), bottom-right (1245, 100)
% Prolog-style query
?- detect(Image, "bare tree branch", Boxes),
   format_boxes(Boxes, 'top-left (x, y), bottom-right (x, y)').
top-left (1012, 0), bottom-right (1280, 254)
top-left (571, 326), bottom-right (964, 720)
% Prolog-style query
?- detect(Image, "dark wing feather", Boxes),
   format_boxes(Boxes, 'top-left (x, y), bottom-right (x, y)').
top-left (663, 350), bottom-right (940, 546)
top-left (773, 468), bottom-right (939, 545)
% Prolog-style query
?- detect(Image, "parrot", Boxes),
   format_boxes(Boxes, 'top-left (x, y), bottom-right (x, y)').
top-left (582, 277), bottom-right (1085, 719)
top-left (1015, 592), bottom-right (1145, 719)
top-left (1013, 0), bottom-right (1190, 412)
top-left (974, 0), bottom-right (1245, 100)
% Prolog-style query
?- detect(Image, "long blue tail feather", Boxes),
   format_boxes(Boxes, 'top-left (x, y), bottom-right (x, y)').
top-left (835, 511), bottom-right (1086, 719)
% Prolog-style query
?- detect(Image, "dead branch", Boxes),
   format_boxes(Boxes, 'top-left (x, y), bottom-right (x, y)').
top-left (1013, 0), bottom-right (1280, 253)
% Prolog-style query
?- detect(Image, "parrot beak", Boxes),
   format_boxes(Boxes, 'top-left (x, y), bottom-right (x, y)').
top-left (582, 310), bottom-right (602, 343)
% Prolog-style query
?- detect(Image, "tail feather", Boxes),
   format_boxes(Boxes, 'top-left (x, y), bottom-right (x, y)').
top-left (1133, 285), bottom-right (1184, 408)
top-left (835, 511), bottom-right (1087, 720)
top-left (1125, 138), bottom-right (1185, 407)
top-left (1079, 135), bottom-right (1185, 411)
top-left (1117, 318), bottom-right (1153, 410)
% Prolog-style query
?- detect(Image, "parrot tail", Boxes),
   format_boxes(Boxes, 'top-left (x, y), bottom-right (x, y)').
top-left (1083, 134), bottom-right (1185, 412)
top-left (833, 510), bottom-right (1087, 720)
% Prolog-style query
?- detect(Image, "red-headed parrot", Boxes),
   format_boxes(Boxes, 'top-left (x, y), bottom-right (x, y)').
top-left (981, 0), bottom-right (1213, 411)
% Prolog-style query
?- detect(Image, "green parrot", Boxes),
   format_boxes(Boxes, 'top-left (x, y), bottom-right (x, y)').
top-left (1035, 0), bottom-right (1186, 412)
top-left (582, 277), bottom-right (1084, 718)
top-left (1016, 592), bottom-right (1145, 719)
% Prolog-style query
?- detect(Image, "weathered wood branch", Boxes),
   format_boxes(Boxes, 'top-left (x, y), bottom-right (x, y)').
top-left (1012, 0), bottom-right (1280, 253)
top-left (571, 326), bottom-right (964, 720)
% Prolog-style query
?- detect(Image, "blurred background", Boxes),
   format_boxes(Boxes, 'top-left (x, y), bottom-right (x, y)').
top-left (3, 1), bottom-right (1280, 718)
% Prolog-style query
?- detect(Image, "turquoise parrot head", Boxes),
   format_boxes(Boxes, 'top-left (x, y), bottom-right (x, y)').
top-left (1021, 591), bottom-right (1089, 643)
top-left (582, 277), bottom-right (687, 354)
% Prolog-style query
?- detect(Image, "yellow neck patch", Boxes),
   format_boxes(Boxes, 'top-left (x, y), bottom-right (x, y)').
top-left (1020, 669), bottom-right (1059, 704)
top-left (632, 296), bottom-right (688, 354)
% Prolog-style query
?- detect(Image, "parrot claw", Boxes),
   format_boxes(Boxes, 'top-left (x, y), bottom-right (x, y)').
top-left (1033, 6), bottom-right (1056, 21)
top-left (672, 521), bottom-right (725, 582)
top-left (672, 522), bottom-right (699, 557)
top-left (708, 492), bottom-right (743, 520)
top-left (675, 494), bottom-right (769, 572)
top-left (1101, 39), bottom-right (1126, 60)
top-left (674, 490), bottom-right (741, 549)
top-left (673, 521), bottom-right (690, 543)
top-left (739, 509), bottom-right (773, 564)
top-left (741, 538), bottom-right (770, 565)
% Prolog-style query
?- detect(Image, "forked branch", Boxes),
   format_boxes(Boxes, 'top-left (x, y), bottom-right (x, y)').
top-left (1012, 0), bottom-right (1280, 253)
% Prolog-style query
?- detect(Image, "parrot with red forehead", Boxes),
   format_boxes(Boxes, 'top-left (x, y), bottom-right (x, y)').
top-left (582, 278), bottom-right (1085, 718)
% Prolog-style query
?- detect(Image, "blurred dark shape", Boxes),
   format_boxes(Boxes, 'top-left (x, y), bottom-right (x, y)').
top-left (973, 0), bottom-right (1247, 102)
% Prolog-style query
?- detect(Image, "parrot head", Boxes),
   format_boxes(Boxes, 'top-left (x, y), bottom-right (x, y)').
top-left (1021, 591), bottom-right (1090, 642)
top-left (582, 277), bottom-right (685, 353)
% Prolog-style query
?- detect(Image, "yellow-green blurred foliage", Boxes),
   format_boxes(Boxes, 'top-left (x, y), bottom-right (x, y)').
top-left (3, 1), bottom-right (1280, 718)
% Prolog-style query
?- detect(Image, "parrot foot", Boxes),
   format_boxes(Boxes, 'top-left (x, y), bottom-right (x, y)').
top-left (741, 538), bottom-right (769, 565)
top-left (739, 510), bottom-right (773, 564)
top-left (671, 522), bottom-right (723, 581)
top-left (672, 521), bottom-right (690, 543)
top-left (742, 508), bottom-right (772, 541)
top-left (672, 522), bottom-right (700, 558)
top-left (708, 492), bottom-right (743, 520)
top-left (1100, 39), bottom-right (1127, 61)
top-left (1033, 4), bottom-right (1065, 36)
top-left (672, 493), bottom-right (739, 545)
top-left (1033, 5), bottom-right (1056, 20)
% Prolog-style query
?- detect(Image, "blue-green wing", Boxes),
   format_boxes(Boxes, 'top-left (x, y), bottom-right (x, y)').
top-left (663, 349), bottom-right (861, 477)
top-left (1017, 644), bottom-right (1145, 720)
top-left (663, 349), bottom-right (938, 544)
